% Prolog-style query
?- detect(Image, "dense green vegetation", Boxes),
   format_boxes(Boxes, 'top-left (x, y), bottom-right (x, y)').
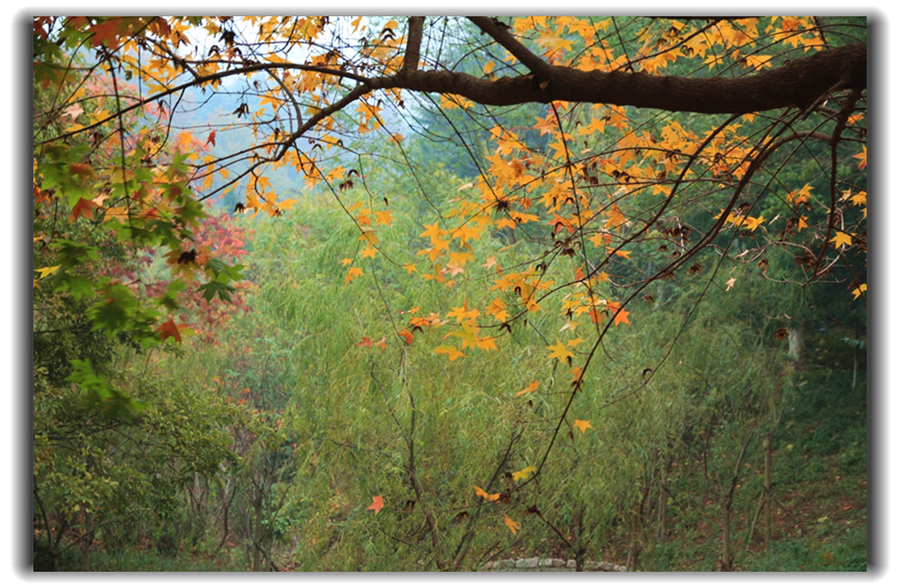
top-left (32, 16), bottom-right (866, 572)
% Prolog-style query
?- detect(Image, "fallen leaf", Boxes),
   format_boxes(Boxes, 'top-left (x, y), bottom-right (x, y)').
top-left (367, 495), bottom-right (385, 515)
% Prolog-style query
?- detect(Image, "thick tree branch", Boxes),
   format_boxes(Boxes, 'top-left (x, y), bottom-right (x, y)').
top-left (402, 17), bottom-right (425, 74)
top-left (372, 42), bottom-right (866, 114)
top-left (467, 16), bottom-right (553, 79)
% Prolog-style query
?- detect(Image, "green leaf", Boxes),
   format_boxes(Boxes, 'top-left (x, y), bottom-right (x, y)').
top-left (198, 279), bottom-right (236, 303)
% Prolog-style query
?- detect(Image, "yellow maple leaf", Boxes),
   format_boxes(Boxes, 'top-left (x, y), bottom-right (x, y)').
top-left (358, 227), bottom-right (378, 245)
top-left (547, 340), bottom-right (575, 363)
top-left (572, 419), bottom-right (593, 434)
top-left (511, 465), bottom-right (536, 482)
top-left (35, 265), bottom-right (61, 279)
top-left (851, 283), bottom-right (867, 300)
top-left (830, 231), bottom-right (853, 249)
top-left (743, 215), bottom-right (765, 231)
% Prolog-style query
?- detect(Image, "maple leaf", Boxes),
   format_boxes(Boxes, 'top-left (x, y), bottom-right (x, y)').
top-left (853, 145), bottom-right (867, 170)
top-left (398, 329), bottom-right (414, 345)
top-left (851, 283), bottom-right (867, 300)
top-left (511, 465), bottom-right (536, 482)
top-left (547, 340), bottom-right (575, 363)
top-left (70, 197), bottom-right (99, 221)
top-left (503, 512), bottom-right (521, 536)
top-left (373, 210), bottom-right (394, 226)
top-left (572, 419), bottom-right (593, 434)
top-left (613, 309), bottom-right (630, 326)
top-left (345, 267), bottom-right (363, 283)
top-left (830, 231), bottom-right (853, 249)
top-left (725, 277), bottom-right (736, 291)
top-left (155, 318), bottom-right (182, 343)
top-left (743, 215), bottom-right (765, 231)
top-left (34, 266), bottom-right (61, 280)
top-left (357, 336), bottom-right (374, 348)
top-left (514, 381), bottom-right (540, 397)
top-left (367, 495), bottom-right (385, 515)
top-left (358, 227), bottom-right (378, 245)
top-left (474, 486), bottom-right (500, 502)
top-left (63, 103), bottom-right (83, 121)
top-left (434, 345), bottom-right (465, 361)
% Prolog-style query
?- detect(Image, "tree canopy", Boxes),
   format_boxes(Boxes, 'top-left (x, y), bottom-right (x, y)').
top-left (31, 15), bottom-right (868, 571)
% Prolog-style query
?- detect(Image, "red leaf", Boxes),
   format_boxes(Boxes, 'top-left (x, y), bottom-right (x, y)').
top-left (367, 495), bottom-right (384, 515)
top-left (206, 130), bottom-right (217, 147)
top-left (155, 318), bottom-right (182, 343)
top-left (398, 329), bottom-right (414, 345)
top-left (357, 336), bottom-right (374, 348)
top-left (70, 197), bottom-right (98, 221)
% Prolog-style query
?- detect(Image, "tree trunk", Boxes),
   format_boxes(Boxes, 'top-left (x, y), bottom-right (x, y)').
top-left (80, 510), bottom-right (94, 572)
top-left (721, 504), bottom-right (733, 571)
top-left (788, 324), bottom-right (804, 363)
top-left (763, 432), bottom-right (773, 550)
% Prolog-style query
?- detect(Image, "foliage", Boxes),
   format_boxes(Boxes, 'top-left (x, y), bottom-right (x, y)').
top-left (32, 15), bottom-right (866, 572)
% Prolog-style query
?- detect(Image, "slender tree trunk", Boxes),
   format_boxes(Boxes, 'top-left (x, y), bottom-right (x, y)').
top-left (763, 432), bottom-right (773, 550)
top-left (657, 483), bottom-right (667, 540)
top-left (80, 510), bottom-right (94, 572)
top-left (721, 505), bottom-right (733, 571)
top-left (788, 324), bottom-right (804, 363)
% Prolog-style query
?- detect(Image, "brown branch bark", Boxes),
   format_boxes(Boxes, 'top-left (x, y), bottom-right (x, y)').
top-left (372, 42), bottom-right (866, 114)
top-left (402, 17), bottom-right (425, 74)
top-left (467, 16), bottom-right (553, 79)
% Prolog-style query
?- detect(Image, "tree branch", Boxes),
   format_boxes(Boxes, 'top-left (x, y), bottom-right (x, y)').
top-left (467, 16), bottom-right (553, 80)
top-left (402, 17), bottom-right (426, 74)
top-left (372, 42), bottom-right (866, 114)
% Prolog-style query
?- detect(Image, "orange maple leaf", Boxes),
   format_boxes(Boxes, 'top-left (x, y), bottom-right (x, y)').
top-left (853, 145), bottom-right (867, 170)
top-left (345, 267), bottom-right (363, 283)
top-left (367, 495), bottom-right (385, 515)
top-left (514, 381), bottom-right (540, 397)
top-left (474, 486), bottom-right (500, 502)
top-left (434, 345), bottom-right (465, 361)
top-left (398, 329), bottom-right (414, 345)
top-left (503, 512), bottom-right (521, 536)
